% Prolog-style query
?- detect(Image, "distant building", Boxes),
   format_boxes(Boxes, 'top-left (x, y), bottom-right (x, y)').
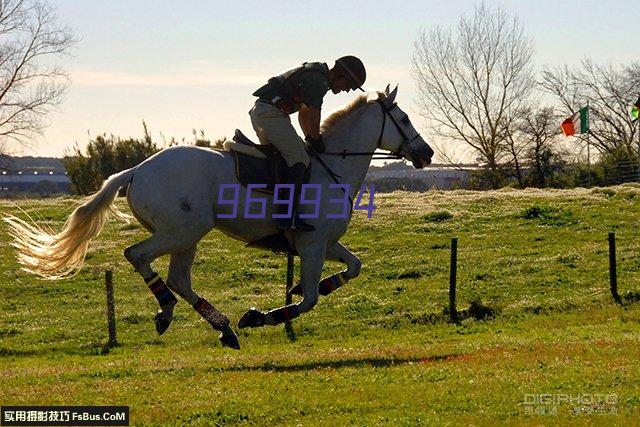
top-left (0, 171), bottom-right (72, 196)
top-left (365, 163), bottom-right (479, 191)
top-left (0, 156), bottom-right (73, 196)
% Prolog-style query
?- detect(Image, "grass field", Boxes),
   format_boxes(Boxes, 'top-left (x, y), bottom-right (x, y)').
top-left (1, 185), bottom-right (639, 425)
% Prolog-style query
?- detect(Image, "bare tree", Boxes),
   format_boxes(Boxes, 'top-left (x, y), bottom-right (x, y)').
top-left (502, 110), bottom-right (530, 187)
top-left (0, 0), bottom-right (74, 151)
top-left (412, 2), bottom-right (535, 188)
top-left (513, 107), bottom-right (566, 187)
top-left (542, 60), bottom-right (640, 159)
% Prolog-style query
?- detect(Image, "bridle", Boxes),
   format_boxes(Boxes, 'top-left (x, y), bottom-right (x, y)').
top-left (320, 99), bottom-right (422, 160)
top-left (308, 98), bottom-right (423, 192)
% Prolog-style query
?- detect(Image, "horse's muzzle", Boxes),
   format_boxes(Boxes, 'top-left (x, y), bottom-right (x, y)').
top-left (411, 146), bottom-right (434, 169)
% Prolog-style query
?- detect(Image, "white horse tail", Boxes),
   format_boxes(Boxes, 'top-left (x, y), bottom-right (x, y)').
top-left (4, 167), bottom-right (137, 280)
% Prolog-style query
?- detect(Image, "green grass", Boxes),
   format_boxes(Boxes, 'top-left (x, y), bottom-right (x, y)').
top-left (1, 185), bottom-right (639, 425)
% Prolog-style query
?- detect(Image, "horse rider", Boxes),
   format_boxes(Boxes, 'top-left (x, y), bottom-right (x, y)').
top-left (250, 55), bottom-right (367, 232)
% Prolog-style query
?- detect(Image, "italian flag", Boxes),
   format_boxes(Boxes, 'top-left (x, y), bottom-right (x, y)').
top-left (561, 107), bottom-right (589, 137)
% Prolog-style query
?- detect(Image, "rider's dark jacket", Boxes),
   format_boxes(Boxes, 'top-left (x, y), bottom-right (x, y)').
top-left (252, 62), bottom-right (330, 114)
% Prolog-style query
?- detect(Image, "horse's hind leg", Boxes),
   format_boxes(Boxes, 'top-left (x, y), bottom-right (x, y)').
top-left (167, 246), bottom-right (240, 350)
top-left (124, 234), bottom-right (180, 335)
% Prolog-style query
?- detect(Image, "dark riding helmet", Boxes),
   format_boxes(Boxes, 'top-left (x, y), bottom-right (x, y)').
top-left (335, 55), bottom-right (366, 92)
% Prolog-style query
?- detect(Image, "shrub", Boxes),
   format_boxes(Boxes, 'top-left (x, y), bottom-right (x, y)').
top-left (519, 203), bottom-right (575, 226)
top-left (62, 122), bottom-right (159, 195)
top-left (422, 210), bottom-right (454, 222)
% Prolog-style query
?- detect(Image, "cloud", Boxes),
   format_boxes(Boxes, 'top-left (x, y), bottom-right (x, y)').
top-left (69, 62), bottom-right (415, 89)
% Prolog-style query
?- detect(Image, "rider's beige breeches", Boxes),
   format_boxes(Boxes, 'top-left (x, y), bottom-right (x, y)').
top-left (249, 101), bottom-right (310, 168)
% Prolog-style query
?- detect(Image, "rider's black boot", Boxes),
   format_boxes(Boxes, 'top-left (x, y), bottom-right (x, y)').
top-left (275, 162), bottom-right (315, 232)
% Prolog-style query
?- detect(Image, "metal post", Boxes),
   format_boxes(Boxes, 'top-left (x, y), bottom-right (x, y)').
top-left (284, 254), bottom-right (296, 338)
top-left (105, 270), bottom-right (117, 346)
top-left (449, 238), bottom-right (459, 323)
top-left (285, 254), bottom-right (294, 327)
top-left (286, 254), bottom-right (294, 306)
top-left (587, 139), bottom-right (591, 186)
top-left (608, 233), bottom-right (622, 304)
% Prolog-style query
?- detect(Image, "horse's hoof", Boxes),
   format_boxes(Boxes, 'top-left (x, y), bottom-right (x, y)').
top-left (155, 311), bottom-right (172, 335)
top-left (219, 327), bottom-right (240, 350)
top-left (238, 308), bottom-right (266, 329)
top-left (288, 282), bottom-right (303, 296)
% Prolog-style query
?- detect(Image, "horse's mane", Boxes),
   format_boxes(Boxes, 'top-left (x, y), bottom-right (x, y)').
top-left (321, 92), bottom-right (386, 134)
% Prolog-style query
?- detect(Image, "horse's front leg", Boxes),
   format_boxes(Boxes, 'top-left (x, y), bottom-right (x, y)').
top-left (238, 242), bottom-right (326, 328)
top-left (289, 241), bottom-right (361, 297)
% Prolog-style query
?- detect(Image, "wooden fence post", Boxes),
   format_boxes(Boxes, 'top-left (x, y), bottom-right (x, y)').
top-left (609, 233), bottom-right (622, 304)
top-left (449, 238), bottom-right (459, 323)
top-left (105, 270), bottom-right (118, 347)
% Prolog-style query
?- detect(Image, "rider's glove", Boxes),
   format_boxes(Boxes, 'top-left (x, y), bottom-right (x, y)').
top-left (305, 134), bottom-right (326, 154)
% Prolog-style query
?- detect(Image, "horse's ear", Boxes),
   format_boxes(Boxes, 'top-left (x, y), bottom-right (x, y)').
top-left (386, 84), bottom-right (398, 105)
top-left (384, 84), bottom-right (390, 95)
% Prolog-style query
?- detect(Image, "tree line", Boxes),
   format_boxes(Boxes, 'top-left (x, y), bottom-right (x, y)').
top-left (62, 124), bottom-right (224, 195)
top-left (412, 3), bottom-right (640, 189)
top-left (2, 1), bottom-right (637, 192)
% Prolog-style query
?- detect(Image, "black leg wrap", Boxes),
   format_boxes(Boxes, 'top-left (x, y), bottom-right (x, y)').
top-left (289, 272), bottom-right (349, 297)
top-left (193, 297), bottom-right (230, 331)
top-left (145, 273), bottom-right (178, 308)
top-left (318, 271), bottom-right (349, 296)
top-left (267, 304), bottom-right (300, 325)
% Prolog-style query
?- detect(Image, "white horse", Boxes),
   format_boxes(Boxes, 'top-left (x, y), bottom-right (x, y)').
top-left (5, 86), bottom-right (433, 350)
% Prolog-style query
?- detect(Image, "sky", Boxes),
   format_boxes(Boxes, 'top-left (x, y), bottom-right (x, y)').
top-left (12, 0), bottom-right (640, 158)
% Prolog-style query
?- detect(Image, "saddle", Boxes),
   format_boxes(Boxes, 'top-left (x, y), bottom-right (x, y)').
top-left (223, 129), bottom-right (286, 194)
top-left (223, 129), bottom-right (296, 254)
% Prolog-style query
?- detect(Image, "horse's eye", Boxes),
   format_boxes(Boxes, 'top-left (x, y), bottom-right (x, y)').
top-left (401, 116), bottom-right (410, 124)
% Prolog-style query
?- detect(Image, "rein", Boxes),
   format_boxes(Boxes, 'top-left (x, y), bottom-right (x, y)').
top-left (308, 150), bottom-right (354, 206)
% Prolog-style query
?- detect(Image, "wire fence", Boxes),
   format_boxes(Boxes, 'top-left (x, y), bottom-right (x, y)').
top-left (603, 161), bottom-right (640, 185)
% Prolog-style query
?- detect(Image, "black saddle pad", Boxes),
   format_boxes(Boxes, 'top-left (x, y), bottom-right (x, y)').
top-left (231, 129), bottom-right (299, 255)
top-left (232, 129), bottom-right (285, 194)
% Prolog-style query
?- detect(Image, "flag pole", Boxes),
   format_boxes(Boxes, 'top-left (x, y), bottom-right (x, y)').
top-left (586, 100), bottom-right (591, 187)
top-left (636, 95), bottom-right (640, 182)
top-left (637, 113), bottom-right (640, 182)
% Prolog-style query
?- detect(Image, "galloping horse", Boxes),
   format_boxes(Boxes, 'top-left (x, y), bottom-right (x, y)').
top-left (5, 86), bottom-right (433, 350)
